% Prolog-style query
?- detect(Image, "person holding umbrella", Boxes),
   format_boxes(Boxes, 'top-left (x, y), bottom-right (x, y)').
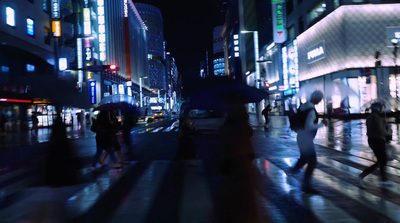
top-left (91, 110), bottom-right (126, 170)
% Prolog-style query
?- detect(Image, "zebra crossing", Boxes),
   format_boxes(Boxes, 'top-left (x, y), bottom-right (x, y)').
top-left (134, 125), bottom-right (179, 134)
top-left (2, 153), bottom-right (400, 222)
top-left (99, 155), bottom-right (400, 223)
top-left (256, 154), bottom-right (400, 223)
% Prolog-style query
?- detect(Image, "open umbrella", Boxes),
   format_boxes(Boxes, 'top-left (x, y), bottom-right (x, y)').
top-left (94, 95), bottom-right (138, 113)
top-left (185, 77), bottom-right (268, 110)
top-left (361, 96), bottom-right (400, 113)
top-left (294, 81), bottom-right (359, 102)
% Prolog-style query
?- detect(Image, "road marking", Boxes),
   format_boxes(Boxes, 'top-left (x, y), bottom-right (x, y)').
top-left (257, 158), bottom-right (361, 223)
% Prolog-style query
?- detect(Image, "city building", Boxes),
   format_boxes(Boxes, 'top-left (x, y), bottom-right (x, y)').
top-left (0, 0), bottom-right (88, 130)
top-left (165, 52), bottom-right (180, 112)
top-left (283, 0), bottom-right (400, 115)
top-left (213, 25), bottom-right (226, 76)
top-left (135, 3), bottom-right (167, 103)
top-left (94, 0), bottom-right (150, 106)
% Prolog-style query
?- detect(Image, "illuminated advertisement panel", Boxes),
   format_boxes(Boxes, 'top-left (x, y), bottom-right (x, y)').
top-left (83, 8), bottom-right (91, 36)
top-left (51, 0), bottom-right (60, 19)
top-left (98, 0), bottom-right (106, 61)
top-left (27, 18), bottom-right (34, 36)
top-left (52, 20), bottom-right (61, 37)
top-left (282, 39), bottom-right (299, 96)
top-left (271, 0), bottom-right (287, 43)
top-left (89, 81), bottom-right (96, 104)
top-left (297, 4), bottom-right (400, 81)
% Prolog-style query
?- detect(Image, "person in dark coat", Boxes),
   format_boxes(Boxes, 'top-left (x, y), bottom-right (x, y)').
top-left (91, 110), bottom-right (126, 170)
top-left (358, 102), bottom-right (391, 188)
top-left (44, 116), bottom-right (82, 186)
top-left (175, 109), bottom-right (197, 160)
top-left (262, 104), bottom-right (272, 128)
top-left (218, 97), bottom-right (262, 223)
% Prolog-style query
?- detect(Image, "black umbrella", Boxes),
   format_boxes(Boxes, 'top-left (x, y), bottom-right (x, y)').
top-left (185, 77), bottom-right (268, 110)
top-left (93, 95), bottom-right (138, 114)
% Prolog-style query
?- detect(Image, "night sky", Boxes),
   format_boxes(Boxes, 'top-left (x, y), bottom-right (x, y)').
top-left (135, 1), bottom-right (225, 85)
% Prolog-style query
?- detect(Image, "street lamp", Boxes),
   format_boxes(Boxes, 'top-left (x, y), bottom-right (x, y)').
top-left (139, 76), bottom-right (148, 107)
top-left (241, 30), bottom-right (263, 124)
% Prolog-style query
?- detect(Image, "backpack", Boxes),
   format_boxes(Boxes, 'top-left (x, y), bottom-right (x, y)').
top-left (289, 106), bottom-right (314, 133)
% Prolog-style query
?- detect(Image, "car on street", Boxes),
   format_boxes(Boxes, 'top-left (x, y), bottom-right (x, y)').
top-left (137, 107), bottom-right (154, 124)
top-left (189, 109), bottom-right (225, 132)
top-left (153, 109), bottom-right (167, 119)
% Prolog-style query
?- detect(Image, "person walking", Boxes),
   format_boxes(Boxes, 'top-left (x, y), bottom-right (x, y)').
top-left (289, 90), bottom-right (327, 193)
top-left (358, 102), bottom-right (391, 188)
top-left (91, 110), bottom-right (126, 170)
top-left (219, 97), bottom-right (262, 223)
top-left (262, 104), bottom-right (272, 129)
top-left (31, 112), bottom-right (38, 136)
top-left (174, 109), bottom-right (197, 161)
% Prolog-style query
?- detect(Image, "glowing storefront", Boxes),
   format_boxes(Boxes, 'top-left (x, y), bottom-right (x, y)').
top-left (296, 4), bottom-right (400, 114)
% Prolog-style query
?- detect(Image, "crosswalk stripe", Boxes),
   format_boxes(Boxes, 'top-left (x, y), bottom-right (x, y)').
top-left (313, 158), bottom-right (400, 222)
top-left (258, 158), bottom-right (359, 223)
top-left (179, 160), bottom-right (215, 223)
top-left (108, 161), bottom-right (169, 223)
top-left (319, 157), bottom-right (400, 192)
top-left (163, 126), bottom-right (176, 132)
top-left (152, 127), bottom-right (165, 133)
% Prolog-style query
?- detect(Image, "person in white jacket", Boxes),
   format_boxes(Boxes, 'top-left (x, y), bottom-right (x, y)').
top-left (290, 90), bottom-right (327, 193)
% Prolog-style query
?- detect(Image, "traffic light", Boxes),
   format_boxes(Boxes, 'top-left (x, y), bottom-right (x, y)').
top-left (102, 64), bottom-right (119, 71)
top-left (265, 82), bottom-right (270, 88)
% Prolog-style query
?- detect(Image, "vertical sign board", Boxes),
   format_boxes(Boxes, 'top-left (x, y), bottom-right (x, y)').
top-left (52, 21), bottom-right (61, 37)
top-left (83, 8), bottom-right (91, 36)
top-left (98, 0), bottom-right (106, 61)
top-left (51, 0), bottom-right (60, 19)
top-left (123, 0), bottom-right (132, 79)
top-left (89, 80), bottom-right (96, 104)
top-left (271, 0), bottom-right (287, 43)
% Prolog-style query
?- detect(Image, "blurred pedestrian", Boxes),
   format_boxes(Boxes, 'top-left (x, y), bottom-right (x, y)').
top-left (91, 110), bottom-right (127, 170)
top-left (262, 104), bottom-right (272, 129)
top-left (31, 112), bottom-right (38, 136)
top-left (0, 113), bottom-right (8, 138)
top-left (44, 116), bottom-right (82, 186)
top-left (77, 111), bottom-right (86, 135)
top-left (175, 109), bottom-right (197, 162)
top-left (219, 96), bottom-right (262, 223)
top-left (289, 90), bottom-right (327, 193)
top-left (358, 102), bottom-right (391, 188)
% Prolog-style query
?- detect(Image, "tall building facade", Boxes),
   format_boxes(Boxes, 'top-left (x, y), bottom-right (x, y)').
top-left (0, 0), bottom-right (87, 130)
top-left (213, 25), bottom-right (226, 76)
top-left (0, 0), bottom-right (151, 132)
top-left (135, 3), bottom-right (166, 94)
top-left (281, 0), bottom-right (400, 115)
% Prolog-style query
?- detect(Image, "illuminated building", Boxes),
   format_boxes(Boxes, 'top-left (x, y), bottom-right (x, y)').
top-left (285, 1), bottom-right (400, 114)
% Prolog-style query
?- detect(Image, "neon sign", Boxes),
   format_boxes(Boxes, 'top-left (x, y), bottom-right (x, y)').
top-left (307, 42), bottom-right (325, 63)
top-left (98, 0), bottom-right (106, 61)
top-left (271, 1), bottom-right (287, 43)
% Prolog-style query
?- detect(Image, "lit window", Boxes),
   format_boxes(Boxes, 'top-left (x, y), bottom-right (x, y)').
top-left (1, 66), bottom-right (10, 72)
top-left (234, 52), bottom-right (240, 57)
top-left (27, 64), bottom-right (35, 72)
top-left (27, 18), bottom-right (35, 36)
top-left (6, 7), bottom-right (16, 27)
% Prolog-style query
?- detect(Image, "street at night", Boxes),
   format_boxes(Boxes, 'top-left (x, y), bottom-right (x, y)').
top-left (1, 115), bottom-right (400, 222)
top-left (3, 0), bottom-right (400, 222)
